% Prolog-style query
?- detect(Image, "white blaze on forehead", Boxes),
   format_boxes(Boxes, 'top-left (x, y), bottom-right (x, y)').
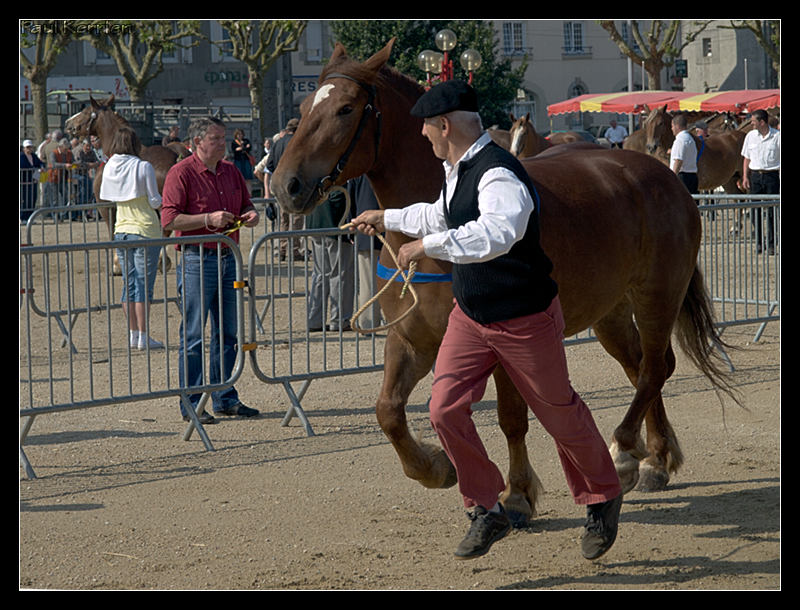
top-left (311, 83), bottom-right (336, 111)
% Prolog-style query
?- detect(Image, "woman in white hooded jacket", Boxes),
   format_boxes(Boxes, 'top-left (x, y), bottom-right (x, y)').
top-left (100, 126), bottom-right (164, 350)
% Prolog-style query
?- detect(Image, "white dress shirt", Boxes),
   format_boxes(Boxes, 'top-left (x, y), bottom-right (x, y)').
top-left (670, 130), bottom-right (698, 173)
top-left (741, 127), bottom-right (781, 171)
top-left (383, 132), bottom-right (534, 264)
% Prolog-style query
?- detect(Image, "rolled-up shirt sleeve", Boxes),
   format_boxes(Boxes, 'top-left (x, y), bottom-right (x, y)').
top-left (384, 198), bottom-right (448, 238)
top-left (386, 167), bottom-right (533, 265)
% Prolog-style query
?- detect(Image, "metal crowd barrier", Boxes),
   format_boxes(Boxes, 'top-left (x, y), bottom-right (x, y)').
top-left (19, 194), bottom-right (780, 476)
top-left (19, 234), bottom-right (247, 478)
top-left (245, 227), bottom-right (384, 436)
top-left (20, 165), bottom-right (101, 222)
top-left (693, 194), bottom-right (780, 343)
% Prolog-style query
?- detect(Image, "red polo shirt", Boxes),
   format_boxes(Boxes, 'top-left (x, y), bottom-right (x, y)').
top-left (161, 153), bottom-right (252, 245)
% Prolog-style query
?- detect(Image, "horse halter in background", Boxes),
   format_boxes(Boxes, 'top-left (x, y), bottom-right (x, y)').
top-left (315, 72), bottom-right (382, 202)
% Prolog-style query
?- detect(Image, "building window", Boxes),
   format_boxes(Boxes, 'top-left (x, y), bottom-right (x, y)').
top-left (569, 81), bottom-right (587, 98)
top-left (502, 22), bottom-right (526, 56)
top-left (305, 21), bottom-right (323, 63)
top-left (210, 21), bottom-right (236, 63)
top-left (563, 21), bottom-right (590, 56)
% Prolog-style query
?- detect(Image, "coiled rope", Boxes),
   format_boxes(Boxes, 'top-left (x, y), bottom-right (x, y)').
top-left (328, 185), bottom-right (419, 334)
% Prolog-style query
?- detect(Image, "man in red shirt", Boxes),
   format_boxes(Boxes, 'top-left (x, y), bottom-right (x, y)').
top-left (162, 116), bottom-right (260, 424)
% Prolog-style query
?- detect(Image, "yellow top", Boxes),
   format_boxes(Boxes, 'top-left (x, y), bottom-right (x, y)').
top-left (114, 195), bottom-right (162, 239)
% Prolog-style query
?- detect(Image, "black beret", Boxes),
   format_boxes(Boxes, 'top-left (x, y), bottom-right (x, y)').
top-left (410, 80), bottom-right (479, 118)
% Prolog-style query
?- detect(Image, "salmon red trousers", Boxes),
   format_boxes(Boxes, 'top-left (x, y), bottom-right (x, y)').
top-left (429, 296), bottom-right (622, 510)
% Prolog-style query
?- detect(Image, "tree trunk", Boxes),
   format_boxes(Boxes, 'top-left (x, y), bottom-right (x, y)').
top-left (29, 77), bottom-right (49, 144)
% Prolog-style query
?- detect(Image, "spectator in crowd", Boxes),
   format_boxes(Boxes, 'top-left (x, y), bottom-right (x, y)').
top-left (604, 120), bottom-right (627, 148)
top-left (36, 132), bottom-right (52, 160)
top-left (230, 128), bottom-right (254, 181)
top-left (347, 176), bottom-right (383, 329)
top-left (40, 130), bottom-right (62, 209)
top-left (266, 118), bottom-right (305, 260)
top-left (99, 126), bottom-right (164, 352)
top-left (20, 139), bottom-right (44, 222)
top-left (742, 109), bottom-right (780, 254)
top-left (161, 116), bottom-right (261, 425)
top-left (669, 113), bottom-right (698, 194)
top-left (253, 136), bottom-right (273, 185)
top-left (306, 188), bottom-right (354, 333)
top-left (91, 135), bottom-right (107, 163)
top-left (47, 138), bottom-right (74, 213)
top-left (75, 139), bottom-right (101, 208)
top-left (162, 125), bottom-right (181, 146)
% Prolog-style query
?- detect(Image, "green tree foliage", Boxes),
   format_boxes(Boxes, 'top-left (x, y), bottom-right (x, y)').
top-left (329, 20), bottom-right (525, 129)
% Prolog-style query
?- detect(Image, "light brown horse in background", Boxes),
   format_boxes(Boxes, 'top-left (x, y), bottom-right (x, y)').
top-left (509, 113), bottom-right (552, 158)
top-left (641, 104), bottom-right (746, 193)
top-left (271, 39), bottom-right (737, 526)
top-left (65, 95), bottom-right (179, 269)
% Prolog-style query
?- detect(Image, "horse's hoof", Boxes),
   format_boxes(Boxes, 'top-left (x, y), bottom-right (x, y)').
top-left (610, 443), bottom-right (640, 495)
top-left (635, 463), bottom-right (670, 492)
top-left (505, 509), bottom-right (530, 529)
top-left (440, 464), bottom-right (458, 488)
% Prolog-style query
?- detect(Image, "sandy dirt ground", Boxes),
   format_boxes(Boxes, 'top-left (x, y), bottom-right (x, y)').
top-left (20, 310), bottom-right (780, 590)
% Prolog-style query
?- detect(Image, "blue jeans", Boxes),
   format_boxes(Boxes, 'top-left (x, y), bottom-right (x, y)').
top-left (177, 247), bottom-right (240, 415)
top-left (115, 233), bottom-right (161, 303)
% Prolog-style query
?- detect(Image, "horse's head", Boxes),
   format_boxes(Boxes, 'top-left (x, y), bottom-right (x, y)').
top-left (509, 113), bottom-right (531, 157)
top-left (643, 104), bottom-right (672, 155)
top-left (65, 95), bottom-right (116, 139)
top-left (271, 39), bottom-right (396, 216)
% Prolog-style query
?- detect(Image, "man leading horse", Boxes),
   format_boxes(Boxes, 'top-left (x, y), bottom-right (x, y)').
top-left (349, 80), bottom-right (623, 561)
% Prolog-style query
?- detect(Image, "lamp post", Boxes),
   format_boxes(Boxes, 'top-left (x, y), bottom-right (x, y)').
top-left (417, 28), bottom-right (482, 88)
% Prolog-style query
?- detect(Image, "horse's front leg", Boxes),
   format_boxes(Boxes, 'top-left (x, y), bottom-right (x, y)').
top-left (375, 331), bottom-right (457, 489)
top-left (494, 365), bottom-right (543, 528)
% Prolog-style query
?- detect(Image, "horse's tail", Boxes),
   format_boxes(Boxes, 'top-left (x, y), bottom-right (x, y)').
top-left (674, 266), bottom-right (742, 406)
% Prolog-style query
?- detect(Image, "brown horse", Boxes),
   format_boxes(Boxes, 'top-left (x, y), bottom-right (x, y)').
top-left (64, 95), bottom-right (179, 240)
top-left (546, 131), bottom-right (584, 145)
top-left (509, 113), bottom-right (552, 158)
top-left (641, 104), bottom-right (746, 193)
top-left (271, 39), bottom-right (736, 526)
top-left (486, 126), bottom-right (511, 151)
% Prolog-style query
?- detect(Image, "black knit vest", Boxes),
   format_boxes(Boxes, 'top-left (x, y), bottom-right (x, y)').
top-left (443, 141), bottom-right (557, 324)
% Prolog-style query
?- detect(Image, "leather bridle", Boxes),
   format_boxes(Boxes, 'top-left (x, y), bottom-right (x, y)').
top-left (314, 72), bottom-right (382, 202)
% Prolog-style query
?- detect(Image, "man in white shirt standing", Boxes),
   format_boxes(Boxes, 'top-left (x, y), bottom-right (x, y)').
top-left (669, 113), bottom-right (699, 194)
top-left (350, 80), bottom-right (621, 562)
top-left (741, 109), bottom-right (780, 254)
top-left (604, 119), bottom-right (627, 148)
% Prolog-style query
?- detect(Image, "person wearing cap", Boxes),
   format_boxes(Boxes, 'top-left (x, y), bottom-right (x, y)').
top-left (21, 139), bottom-right (45, 221)
top-left (350, 80), bottom-right (622, 561)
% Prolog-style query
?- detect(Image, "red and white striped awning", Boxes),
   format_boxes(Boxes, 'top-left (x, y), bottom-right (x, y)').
top-left (547, 89), bottom-right (780, 116)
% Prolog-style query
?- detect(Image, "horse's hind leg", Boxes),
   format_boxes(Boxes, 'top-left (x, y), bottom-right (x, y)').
top-left (494, 365), bottom-right (543, 527)
top-left (593, 301), bottom-right (680, 493)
